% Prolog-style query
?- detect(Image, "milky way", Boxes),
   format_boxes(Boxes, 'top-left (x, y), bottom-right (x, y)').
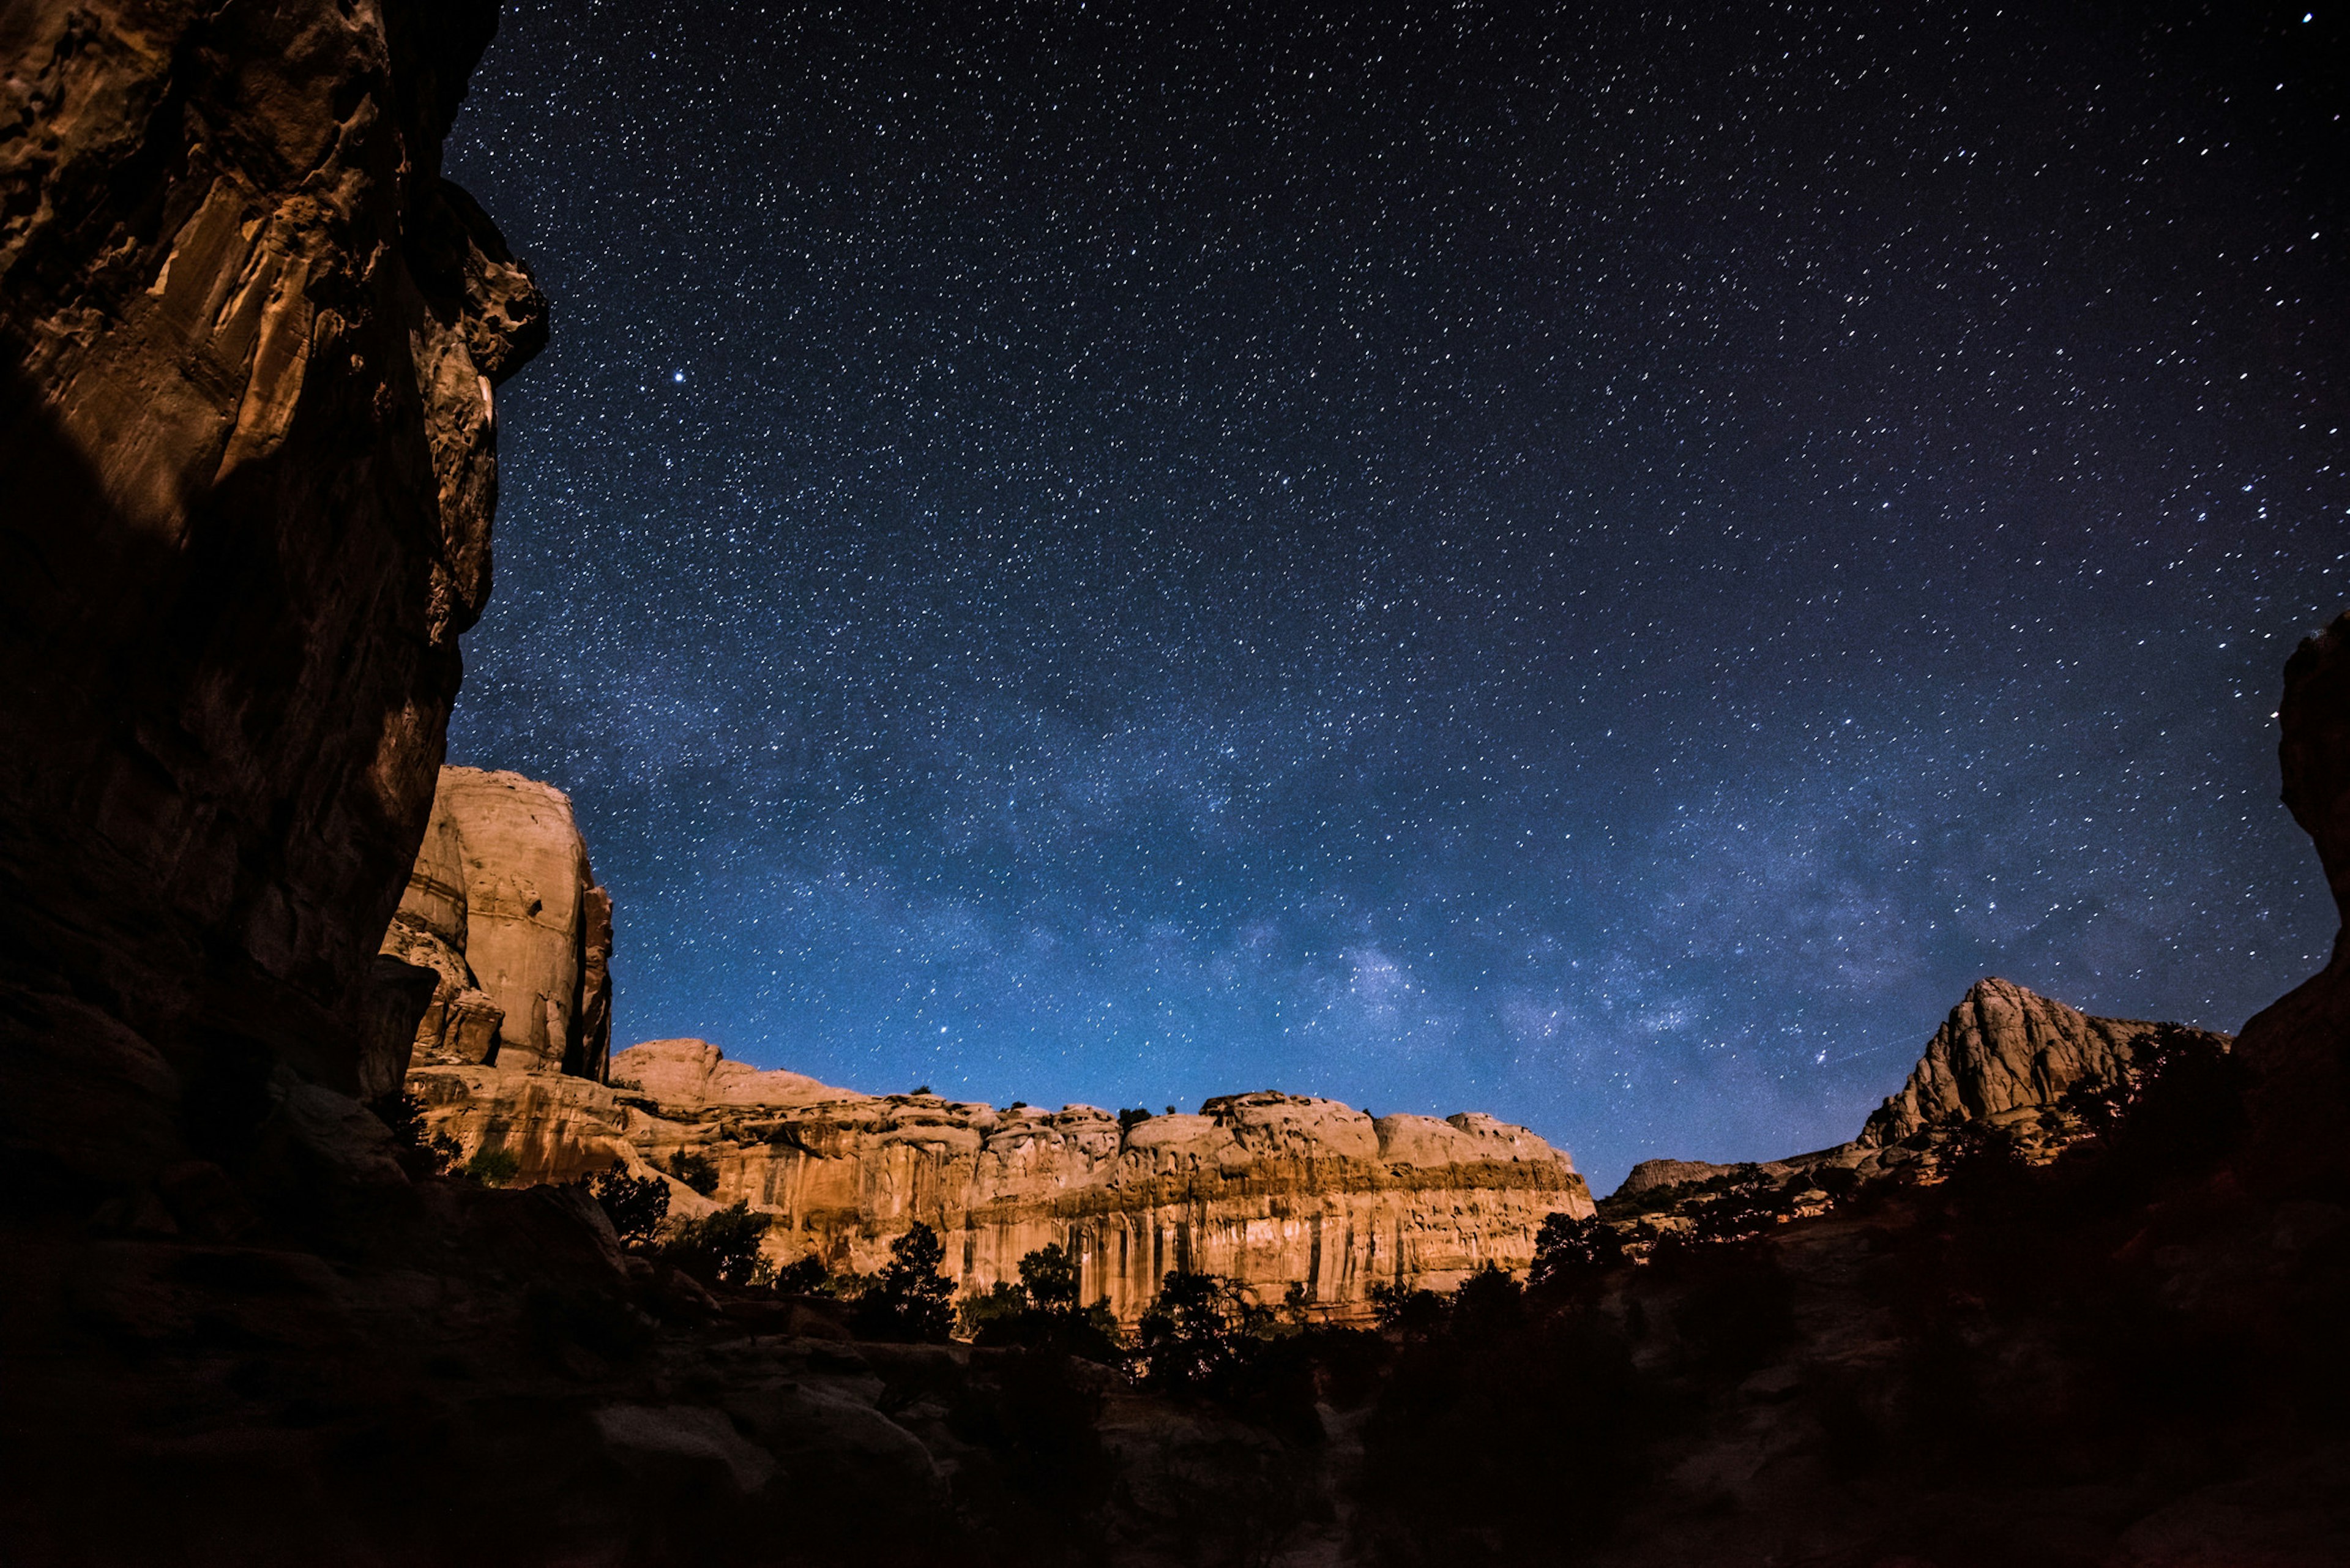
top-left (441, 0), bottom-right (2347, 1187)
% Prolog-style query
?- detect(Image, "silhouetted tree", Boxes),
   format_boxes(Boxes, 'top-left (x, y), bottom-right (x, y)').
top-left (664, 1150), bottom-right (720, 1197)
top-left (661, 1200), bottom-right (772, 1287)
top-left (1020, 1241), bottom-right (1081, 1308)
top-left (772, 1253), bottom-right (830, 1294)
top-left (855, 1222), bottom-right (958, 1342)
top-left (588, 1162), bottom-right (670, 1246)
top-left (1530, 1211), bottom-right (1627, 1289)
top-left (1136, 1269), bottom-right (1255, 1389)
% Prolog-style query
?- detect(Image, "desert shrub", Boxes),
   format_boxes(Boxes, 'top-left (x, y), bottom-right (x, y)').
top-left (660, 1200), bottom-right (772, 1287)
top-left (964, 1245), bottom-right (1125, 1362)
top-left (772, 1253), bottom-right (830, 1294)
top-left (664, 1149), bottom-right (721, 1197)
top-left (369, 1091), bottom-right (461, 1178)
top-left (961, 1280), bottom-right (1031, 1337)
top-left (1020, 1241), bottom-right (1081, 1308)
top-left (854, 1222), bottom-right (958, 1342)
top-left (1117, 1107), bottom-right (1154, 1135)
top-left (462, 1143), bottom-right (522, 1187)
top-left (587, 1162), bottom-right (670, 1245)
top-left (1367, 1282), bottom-right (1449, 1337)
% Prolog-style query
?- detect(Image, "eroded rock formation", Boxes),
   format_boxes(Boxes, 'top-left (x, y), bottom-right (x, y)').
top-left (1856, 976), bottom-right (2192, 1148)
top-left (1606, 977), bottom-right (2233, 1219)
top-left (411, 1037), bottom-right (1594, 1322)
top-left (0, 0), bottom-right (543, 1189)
top-left (380, 766), bottom-right (613, 1080)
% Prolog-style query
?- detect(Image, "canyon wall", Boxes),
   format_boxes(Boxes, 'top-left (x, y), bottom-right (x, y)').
top-left (410, 1037), bottom-right (1594, 1323)
top-left (0, 0), bottom-right (543, 1190)
top-left (380, 766), bottom-right (613, 1081)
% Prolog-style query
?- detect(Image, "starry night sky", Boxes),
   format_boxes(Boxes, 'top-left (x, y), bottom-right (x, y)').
top-left (441, 0), bottom-right (2348, 1189)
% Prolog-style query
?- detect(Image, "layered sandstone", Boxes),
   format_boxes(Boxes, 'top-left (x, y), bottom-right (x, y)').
top-left (0, 0), bottom-right (543, 1185)
top-left (379, 766), bottom-right (613, 1080)
top-left (409, 1037), bottom-right (1594, 1323)
top-left (1855, 977), bottom-right (2191, 1148)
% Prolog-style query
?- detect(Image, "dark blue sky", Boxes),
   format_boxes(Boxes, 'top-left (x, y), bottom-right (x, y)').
top-left (443, 0), bottom-right (2347, 1190)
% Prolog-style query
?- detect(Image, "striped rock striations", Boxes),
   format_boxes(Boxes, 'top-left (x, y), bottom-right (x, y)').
top-left (379, 766), bottom-right (613, 1081)
top-left (411, 1036), bottom-right (1594, 1323)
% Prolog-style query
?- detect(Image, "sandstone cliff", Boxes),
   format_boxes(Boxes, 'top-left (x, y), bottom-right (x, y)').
top-left (0, 0), bottom-right (543, 1189)
top-left (380, 766), bottom-right (613, 1080)
top-left (411, 1037), bottom-right (1595, 1323)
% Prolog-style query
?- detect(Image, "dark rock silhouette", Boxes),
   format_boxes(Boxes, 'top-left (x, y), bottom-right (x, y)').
top-left (2237, 610), bottom-right (2350, 1196)
top-left (0, 0), bottom-right (545, 1197)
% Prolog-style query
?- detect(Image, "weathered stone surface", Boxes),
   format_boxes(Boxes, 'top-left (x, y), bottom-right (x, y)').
top-left (0, 0), bottom-right (543, 1189)
top-left (379, 766), bottom-right (613, 1078)
top-left (2238, 610), bottom-right (2350, 1195)
top-left (411, 1043), bottom-right (1595, 1323)
top-left (613, 1037), bottom-right (852, 1106)
top-left (1616, 1158), bottom-right (1750, 1198)
top-left (1856, 977), bottom-right (2211, 1148)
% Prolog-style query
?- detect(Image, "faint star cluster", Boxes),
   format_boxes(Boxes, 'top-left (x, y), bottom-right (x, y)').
top-left (443, 0), bottom-right (2347, 1189)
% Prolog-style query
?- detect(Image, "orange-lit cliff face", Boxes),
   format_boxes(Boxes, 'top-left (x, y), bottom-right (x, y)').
top-left (0, 0), bottom-right (544, 1189)
top-left (411, 1035), bottom-right (1594, 1323)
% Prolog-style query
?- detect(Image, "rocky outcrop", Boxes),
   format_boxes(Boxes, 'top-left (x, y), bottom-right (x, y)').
top-left (0, 0), bottom-right (544, 1190)
top-left (1856, 977), bottom-right (2206, 1148)
top-left (379, 766), bottom-right (613, 1080)
top-left (2237, 610), bottom-right (2350, 1194)
top-left (1603, 979), bottom-right (2232, 1218)
top-left (410, 1041), bottom-right (1595, 1323)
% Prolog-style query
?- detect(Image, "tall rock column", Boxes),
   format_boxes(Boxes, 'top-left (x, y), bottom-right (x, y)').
top-left (0, 0), bottom-right (545, 1190)
top-left (379, 767), bottom-right (613, 1080)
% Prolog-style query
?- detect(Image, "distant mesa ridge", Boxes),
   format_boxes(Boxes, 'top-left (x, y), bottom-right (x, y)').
top-left (1608, 975), bottom-right (2233, 1207)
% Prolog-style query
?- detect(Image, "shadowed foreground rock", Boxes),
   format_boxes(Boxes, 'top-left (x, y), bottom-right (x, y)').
top-left (0, 0), bottom-right (545, 1193)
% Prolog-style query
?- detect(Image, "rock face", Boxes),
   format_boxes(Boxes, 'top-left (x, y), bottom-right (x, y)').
top-left (2237, 610), bottom-right (2350, 1194)
top-left (1856, 977), bottom-right (2188, 1148)
top-left (0, 0), bottom-right (544, 1188)
top-left (411, 1042), bottom-right (1595, 1323)
top-left (379, 766), bottom-right (613, 1080)
top-left (1606, 977), bottom-right (2233, 1215)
